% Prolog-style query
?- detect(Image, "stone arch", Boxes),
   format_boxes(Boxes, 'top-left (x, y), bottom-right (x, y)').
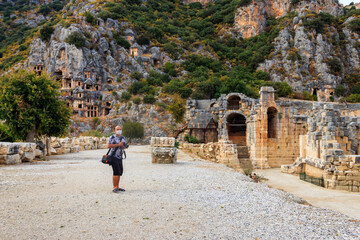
top-left (227, 95), bottom-right (241, 110)
top-left (267, 107), bottom-right (278, 139)
top-left (227, 113), bottom-right (247, 146)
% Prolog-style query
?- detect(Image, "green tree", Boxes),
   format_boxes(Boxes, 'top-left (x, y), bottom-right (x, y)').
top-left (167, 95), bottom-right (186, 123)
top-left (335, 84), bottom-right (347, 97)
top-left (122, 121), bottom-right (144, 142)
top-left (40, 25), bottom-right (54, 42)
top-left (0, 71), bottom-right (72, 142)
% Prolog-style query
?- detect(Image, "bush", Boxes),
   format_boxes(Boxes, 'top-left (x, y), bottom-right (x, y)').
top-left (121, 91), bottom-right (131, 101)
top-left (130, 71), bottom-right (143, 80)
top-left (122, 121), bottom-right (144, 141)
top-left (349, 19), bottom-right (360, 33)
top-left (113, 31), bottom-right (130, 49)
top-left (351, 85), bottom-right (360, 94)
top-left (85, 12), bottom-right (97, 26)
top-left (335, 84), bottom-right (347, 97)
top-left (40, 25), bottom-right (54, 42)
top-left (328, 58), bottom-right (342, 75)
top-left (143, 94), bottom-right (156, 104)
top-left (136, 35), bottom-right (150, 45)
top-left (18, 45), bottom-right (27, 51)
top-left (164, 62), bottom-right (177, 77)
top-left (129, 81), bottom-right (146, 95)
top-left (345, 94), bottom-right (360, 103)
top-left (275, 82), bottom-right (293, 98)
top-left (65, 32), bottom-right (86, 48)
top-left (133, 97), bottom-right (141, 105)
top-left (184, 135), bottom-right (199, 144)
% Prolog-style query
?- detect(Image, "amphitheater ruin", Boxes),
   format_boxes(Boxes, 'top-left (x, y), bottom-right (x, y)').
top-left (183, 87), bottom-right (360, 192)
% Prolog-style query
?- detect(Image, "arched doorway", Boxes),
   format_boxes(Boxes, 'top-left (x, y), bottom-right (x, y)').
top-left (227, 113), bottom-right (246, 146)
top-left (267, 107), bottom-right (278, 139)
top-left (227, 96), bottom-right (241, 110)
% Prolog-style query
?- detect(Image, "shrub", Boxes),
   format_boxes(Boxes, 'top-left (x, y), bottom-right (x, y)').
top-left (335, 84), bottom-right (347, 97)
top-left (143, 94), bottom-right (156, 104)
top-left (18, 45), bottom-right (27, 51)
top-left (184, 135), bottom-right (199, 144)
top-left (121, 91), bottom-right (131, 101)
top-left (130, 71), bottom-right (143, 80)
top-left (275, 82), bottom-right (293, 98)
top-left (351, 85), bottom-right (360, 94)
top-left (328, 58), bottom-right (342, 75)
top-left (85, 12), bottom-right (97, 26)
top-left (113, 31), bottom-right (130, 49)
top-left (345, 94), bottom-right (360, 103)
top-left (133, 97), bottom-right (141, 105)
top-left (349, 19), bottom-right (360, 33)
top-left (65, 32), bottom-right (86, 48)
top-left (164, 62), bottom-right (177, 77)
top-left (40, 25), bottom-right (54, 41)
top-left (129, 81), bottom-right (146, 95)
top-left (122, 121), bottom-right (144, 141)
top-left (136, 35), bottom-right (150, 45)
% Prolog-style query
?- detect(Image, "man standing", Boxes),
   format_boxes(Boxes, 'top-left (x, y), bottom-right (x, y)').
top-left (108, 125), bottom-right (128, 193)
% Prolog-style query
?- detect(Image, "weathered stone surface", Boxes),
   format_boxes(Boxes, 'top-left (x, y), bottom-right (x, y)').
top-left (151, 137), bottom-right (177, 164)
top-left (151, 147), bottom-right (177, 164)
top-left (233, 0), bottom-right (343, 39)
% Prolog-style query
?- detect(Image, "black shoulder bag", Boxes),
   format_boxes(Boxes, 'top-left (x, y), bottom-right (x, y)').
top-left (101, 147), bottom-right (119, 165)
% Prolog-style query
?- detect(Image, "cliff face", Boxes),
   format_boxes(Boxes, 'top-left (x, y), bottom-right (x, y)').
top-left (233, 0), bottom-right (343, 39)
top-left (258, 14), bottom-right (360, 101)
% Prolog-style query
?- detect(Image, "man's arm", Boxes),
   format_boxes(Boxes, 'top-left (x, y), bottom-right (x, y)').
top-left (107, 142), bottom-right (125, 149)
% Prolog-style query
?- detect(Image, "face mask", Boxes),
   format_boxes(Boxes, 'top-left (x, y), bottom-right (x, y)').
top-left (116, 130), bottom-right (122, 135)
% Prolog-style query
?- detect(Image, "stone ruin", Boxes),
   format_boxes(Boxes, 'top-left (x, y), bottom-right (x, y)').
top-left (282, 104), bottom-right (360, 192)
top-left (151, 137), bottom-right (177, 164)
top-left (183, 87), bottom-right (360, 192)
top-left (50, 136), bottom-right (108, 155)
top-left (0, 142), bottom-right (43, 164)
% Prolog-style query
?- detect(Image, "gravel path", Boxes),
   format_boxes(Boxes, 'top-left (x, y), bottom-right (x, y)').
top-left (0, 146), bottom-right (359, 240)
top-left (256, 169), bottom-right (360, 220)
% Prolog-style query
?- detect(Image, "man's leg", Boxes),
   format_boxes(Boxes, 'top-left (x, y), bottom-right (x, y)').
top-left (113, 175), bottom-right (120, 189)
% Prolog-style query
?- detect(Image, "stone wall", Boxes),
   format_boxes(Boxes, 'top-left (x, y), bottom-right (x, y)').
top-left (0, 142), bottom-right (43, 164)
top-left (50, 136), bottom-right (108, 155)
top-left (0, 136), bottom-right (109, 165)
top-left (282, 103), bottom-right (360, 192)
top-left (182, 140), bottom-right (240, 169)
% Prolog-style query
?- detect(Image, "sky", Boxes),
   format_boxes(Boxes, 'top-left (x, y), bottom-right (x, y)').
top-left (340, 0), bottom-right (360, 5)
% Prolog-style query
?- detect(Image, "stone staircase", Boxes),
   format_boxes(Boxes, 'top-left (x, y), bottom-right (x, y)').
top-left (237, 146), bottom-right (252, 171)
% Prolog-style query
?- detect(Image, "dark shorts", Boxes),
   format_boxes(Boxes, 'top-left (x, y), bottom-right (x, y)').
top-left (111, 158), bottom-right (123, 176)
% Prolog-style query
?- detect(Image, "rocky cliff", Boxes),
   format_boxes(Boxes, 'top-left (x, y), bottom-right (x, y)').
top-left (1, 0), bottom-right (360, 139)
top-left (232, 0), bottom-right (343, 39)
top-left (257, 11), bottom-right (360, 101)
